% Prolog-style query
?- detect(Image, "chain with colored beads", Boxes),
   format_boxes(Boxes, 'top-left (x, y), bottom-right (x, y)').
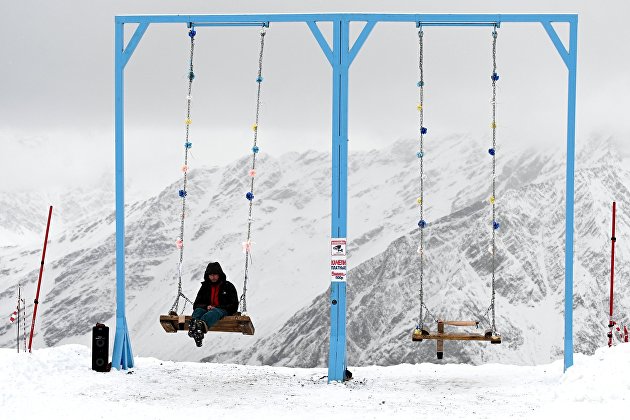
top-left (170, 27), bottom-right (197, 314)
top-left (490, 25), bottom-right (499, 334)
top-left (416, 28), bottom-right (427, 330)
top-left (240, 27), bottom-right (267, 314)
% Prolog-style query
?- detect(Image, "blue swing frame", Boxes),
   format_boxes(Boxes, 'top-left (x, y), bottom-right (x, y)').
top-left (113, 13), bottom-right (578, 382)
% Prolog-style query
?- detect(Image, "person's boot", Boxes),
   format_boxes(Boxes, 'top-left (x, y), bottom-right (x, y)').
top-left (193, 332), bottom-right (204, 347)
top-left (196, 320), bottom-right (208, 334)
top-left (193, 320), bottom-right (207, 347)
top-left (188, 319), bottom-right (197, 338)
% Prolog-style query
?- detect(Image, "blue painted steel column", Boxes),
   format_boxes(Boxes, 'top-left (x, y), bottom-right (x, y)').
top-left (112, 19), bottom-right (134, 370)
top-left (563, 16), bottom-right (578, 372)
top-left (328, 19), bottom-right (350, 382)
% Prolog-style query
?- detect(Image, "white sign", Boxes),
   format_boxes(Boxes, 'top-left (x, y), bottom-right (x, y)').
top-left (331, 238), bottom-right (347, 282)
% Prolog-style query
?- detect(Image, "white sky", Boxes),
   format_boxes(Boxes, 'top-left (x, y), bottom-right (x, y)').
top-left (1, 1), bottom-right (629, 196)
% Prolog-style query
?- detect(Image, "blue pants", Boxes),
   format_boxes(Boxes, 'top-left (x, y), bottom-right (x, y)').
top-left (192, 307), bottom-right (228, 330)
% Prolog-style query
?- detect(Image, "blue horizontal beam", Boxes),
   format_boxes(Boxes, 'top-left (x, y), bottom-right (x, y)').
top-left (116, 14), bottom-right (576, 25)
top-left (192, 22), bottom-right (269, 28)
top-left (417, 22), bottom-right (502, 27)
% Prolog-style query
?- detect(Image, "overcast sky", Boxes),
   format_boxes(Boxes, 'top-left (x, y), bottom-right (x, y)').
top-left (1, 0), bottom-right (629, 197)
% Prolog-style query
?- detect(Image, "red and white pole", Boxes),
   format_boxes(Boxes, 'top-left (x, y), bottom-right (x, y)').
top-left (608, 202), bottom-right (617, 347)
top-left (28, 206), bottom-right (53, 353)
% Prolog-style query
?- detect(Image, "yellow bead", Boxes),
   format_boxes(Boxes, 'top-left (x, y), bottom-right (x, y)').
top-left (490, 196), bottom-right (495, 204)
top-left (417, 104), bottom-right (423, 111)
top-left (491, 122), bottom-right (497, 129)
top-left (252, 124), bottom-right (258, 131)
top-left (185, 118), bottom-right (192, 125)
top-left (417, 197), bottom-right (422, 204)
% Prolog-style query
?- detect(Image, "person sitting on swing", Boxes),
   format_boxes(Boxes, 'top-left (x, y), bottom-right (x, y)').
top-left (188, 261), bottom-right (239, 347)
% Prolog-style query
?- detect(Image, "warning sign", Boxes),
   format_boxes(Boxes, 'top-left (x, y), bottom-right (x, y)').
top-left (331, 238), bottom-right (347, 257)
top-left (331, 238), bottom-right (347, 282)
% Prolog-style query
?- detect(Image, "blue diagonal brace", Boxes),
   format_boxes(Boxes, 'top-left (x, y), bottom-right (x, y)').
top-left (307, 21), bottom-right (334, 66)
top-left (348, 21), bottom-right (376, 66)
top-left (541, 21), bottom-right (570, 68)
top-left (122, 22), bottom-right (150, 68)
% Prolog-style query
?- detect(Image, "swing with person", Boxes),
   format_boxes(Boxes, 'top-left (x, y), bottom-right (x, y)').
top-left (159, 25), bottom-right (268, 342)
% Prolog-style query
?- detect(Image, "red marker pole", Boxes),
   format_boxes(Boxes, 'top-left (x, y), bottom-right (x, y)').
top-left (608, 202), bottom-right (617, 347)
top-left (28, 206), bottom-right (53, 353)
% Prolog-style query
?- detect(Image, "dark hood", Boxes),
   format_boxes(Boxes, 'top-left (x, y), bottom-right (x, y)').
top-left (203, 261), bottom-right (226, 283)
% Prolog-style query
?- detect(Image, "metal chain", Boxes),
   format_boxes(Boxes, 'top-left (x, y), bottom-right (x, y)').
top-left (170, 27), bottom-right (197, 314)
top-left (479, 303), bottom-right (493, 330)
top-left (490, 25), bottom-right (498, 334)
top-left (422, 303), bottom-right (438, 324)
top-left (240, 27), bottom-right (267, 314)
top-left (416, 28), bottom-right (426, 330)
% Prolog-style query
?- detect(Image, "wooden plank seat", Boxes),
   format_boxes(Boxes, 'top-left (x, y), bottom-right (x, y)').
top-left (412, 330), bottom-right (502, 342)
top-left (160, 313), bottom-right (255, 335)
top-left (412, 320), bottom-right (500, 360)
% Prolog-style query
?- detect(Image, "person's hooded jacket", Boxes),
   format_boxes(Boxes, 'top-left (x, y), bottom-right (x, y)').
top-left (193, 262), bottom-right (239, 315)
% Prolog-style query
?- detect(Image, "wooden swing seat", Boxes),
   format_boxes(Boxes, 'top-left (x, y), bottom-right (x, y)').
top-left (159, 312), bottom-right (255, 335)
top-left (412, 329), bottom-right (502, 343)
top-left (412, 320), bottom-right (500, 359)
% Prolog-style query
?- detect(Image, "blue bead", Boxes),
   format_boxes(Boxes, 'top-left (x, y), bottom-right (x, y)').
top-left (246, 192), bottom-right (254, 201)
top-left (488, 148), bottom-right (495, 156)
top-left (185, 142), bottom-right (192, 149)
top-left (252, 146), bottom-right (259, 154)
top-left (493, 221), bottom-right (500, 230)
top-left (491, 72), bottom-right (499, 81)
top-left (256, 76), bottom-right (264, 83)
top-left (189, 71), bottom-right (195, 81)
top-left (418, 220), bottom-right (426, 229)
top-left (421, 127), bottom-right (428, 135)
top-left (179, 189), bottom-right (187, 198)
top-left (416, 151), bottom-right (424, 158)
top-left (189, 29), bottom-right (196, 38)
top-left (417, 81), bottom-right (425, 87)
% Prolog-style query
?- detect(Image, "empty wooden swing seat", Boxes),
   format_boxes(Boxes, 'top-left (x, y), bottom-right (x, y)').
top-left (159, 312), bottom-right (255, 335)
top-left (412, 320), bottom-right (501, 359)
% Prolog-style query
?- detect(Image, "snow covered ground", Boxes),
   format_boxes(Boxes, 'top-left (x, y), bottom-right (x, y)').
top-left (1, 344), bottom-right (628, 419)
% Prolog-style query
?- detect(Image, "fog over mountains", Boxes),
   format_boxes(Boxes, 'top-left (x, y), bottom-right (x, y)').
top-left (1, 135), bottom-right (628, 367)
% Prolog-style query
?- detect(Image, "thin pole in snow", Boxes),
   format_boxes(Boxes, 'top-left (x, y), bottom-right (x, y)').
top-left (608, 202), bottom-right (616, 347)
top-left (28, 206), bottom-right (53, 353)
top-left (17, 285), bottom-right (21, 353)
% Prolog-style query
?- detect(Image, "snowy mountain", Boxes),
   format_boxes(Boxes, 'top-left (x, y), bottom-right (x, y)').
top-left (1, 135), bottom-right (628, 368)
top-left (226, 136), bottom-right (630, 367)
top-left (0, 173), bottom-right (115, 246)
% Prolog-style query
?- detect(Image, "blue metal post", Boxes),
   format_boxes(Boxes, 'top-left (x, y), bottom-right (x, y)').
top-left (563, 17), bottom-right (578, 371)
top-left (327, 19), bottom-right (349, 383)
top-left (323, 19), bottom-right (374, 383)
top-left (112, 19), bottom-right (135, 370)
top-left (542, 17), bottom-right (578, 371)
